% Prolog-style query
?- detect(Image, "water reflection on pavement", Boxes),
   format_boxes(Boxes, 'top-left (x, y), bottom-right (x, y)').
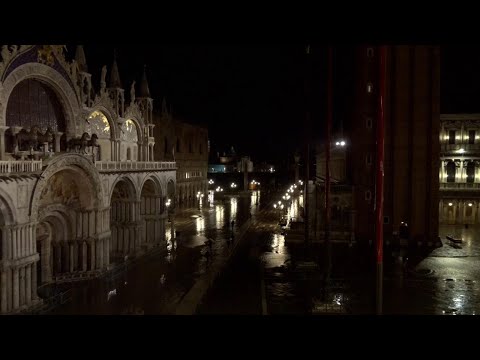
top-left (48, 191), bottom-right (264, 315)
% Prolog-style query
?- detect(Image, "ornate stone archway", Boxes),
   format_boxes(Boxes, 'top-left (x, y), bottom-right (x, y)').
top-left (30, 153), bottom-right (104, 218)
top-left (1, 63), bottom-right (80, 137)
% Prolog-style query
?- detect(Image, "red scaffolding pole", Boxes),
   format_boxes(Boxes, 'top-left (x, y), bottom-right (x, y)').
top-left (375, 46), bottom-right (387, 315)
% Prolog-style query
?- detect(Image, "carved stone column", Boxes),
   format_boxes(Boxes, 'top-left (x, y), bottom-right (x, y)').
top-left (25, 264), bottom-right (31, 305)
top-left (55, 132), bottom-right (63, 153)
top-left (0, 126), bottom-right (9, 160)
top-left (13, 268), bottom-right (19, 310)
top-left (1, 271), bottom-right (7, 313)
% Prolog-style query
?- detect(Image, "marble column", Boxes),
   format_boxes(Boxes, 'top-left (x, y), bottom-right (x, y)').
top-left (19, 267), bottom-right (25, 306)
top-left (96, 238), bottom-right (103, 269)
top-left (90, 241), bottom-right (95, 270)
top-left (13, 268), bottom-right (19, 310)
top-left (31, 262), bottom-right (38, 300)
top-left (0, 126), bottom-right (10, 159)
top-left (69, 242), bottom-right (74, 273)
top-left (1, 227), bottom-right (6, 260)
top-left (6, 268), bottom-right (11, 310)
top-left (55, 132), bottom-right (63, 153)
top-left (82, 241), bottom-right (87, 271)
top-left (1, 271), bottom-right (7, 313)
top-left (12, 227), bottom-right (17, 259)
top-left (73, 242), bottom-right (78, 271)
top-left (26, 264), bottom-right (31, 305)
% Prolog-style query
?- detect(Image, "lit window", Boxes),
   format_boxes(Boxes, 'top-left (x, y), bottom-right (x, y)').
top-left (367, 48), bottom-right (374, 58)
top-left (367, 82), bottom-right (373, 94)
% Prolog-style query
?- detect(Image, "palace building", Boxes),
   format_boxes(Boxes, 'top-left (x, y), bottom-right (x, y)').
top-left (439, 113), bottom-right (480, 224)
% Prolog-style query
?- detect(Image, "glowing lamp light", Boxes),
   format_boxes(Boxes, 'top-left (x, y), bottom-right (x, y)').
top-left (449, 203), bottom-right (453, 207)
top-left (469, 203), bottom-right (473, 207)
top-left (457, 148), bottom-right (465, 154)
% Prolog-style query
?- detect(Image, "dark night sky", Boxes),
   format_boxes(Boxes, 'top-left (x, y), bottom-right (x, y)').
top-left (66, 45), bottom-right (480, 164)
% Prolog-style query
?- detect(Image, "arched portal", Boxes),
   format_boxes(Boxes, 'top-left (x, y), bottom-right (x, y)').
top-left (110, 178), bottom-right (137, 262)
top-left (140, 178), bottom-right (164, 247)
top-left (36, 167), bottom-right (98, 288)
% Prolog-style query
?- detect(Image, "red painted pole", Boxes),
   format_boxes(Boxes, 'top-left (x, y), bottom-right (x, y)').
top-left (376, 46), bottom-right (387, 315)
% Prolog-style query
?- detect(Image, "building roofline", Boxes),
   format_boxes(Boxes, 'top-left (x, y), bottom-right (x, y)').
top-left (441, 113), bottom-right (480, 120)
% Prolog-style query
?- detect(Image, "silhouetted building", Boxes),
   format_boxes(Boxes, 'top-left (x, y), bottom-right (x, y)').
top-left (313, 46), bottom-right (440, 246)
top-left (153, 101), bottom-right (208, 206)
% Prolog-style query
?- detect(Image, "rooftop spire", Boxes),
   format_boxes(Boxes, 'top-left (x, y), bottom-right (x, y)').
top-left (109, 49), bottom-right (122, 88)
top-left (139, 64), bottom-right (151, 97)
top-left (75, 45), bottom-right (88, 72)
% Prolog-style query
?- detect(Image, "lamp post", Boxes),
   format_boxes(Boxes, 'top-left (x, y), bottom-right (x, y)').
top-left (166, 198), bottom-right (175, 241)
top-left (196, 191), bottom-right (204, 209)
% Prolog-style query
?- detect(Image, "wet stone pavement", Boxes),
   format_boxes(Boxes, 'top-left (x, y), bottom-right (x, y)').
top-left (44, 188), bottom-right (480, 315)
top-left (199, 193), bottom-right (480, 315)
top-left (46, 190), bottom-right (271, 315)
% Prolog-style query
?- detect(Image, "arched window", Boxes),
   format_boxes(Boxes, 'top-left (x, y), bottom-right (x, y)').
top-left (447, 161), bottom-right (456, 183)
top-left (176, 139), bottom-right (180, 153)
top-left (126, 147), bottom-right (132, 161)
top-left (467, 162), bottom-right (475, 183)
top-left (86, 111), bottom-right (111, 138)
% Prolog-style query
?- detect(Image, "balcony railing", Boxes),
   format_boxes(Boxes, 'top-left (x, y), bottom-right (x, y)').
top-left (441, 143), bottom-right (480, 153)
top-left (0, 160), bottom-right (43, 174)
top-left (440, 182), bottom-right (480, 190)
top-left (95, 161), bottom-right (176, 172)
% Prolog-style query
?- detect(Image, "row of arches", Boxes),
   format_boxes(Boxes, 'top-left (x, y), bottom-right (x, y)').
top-left (439, 199), bottom-right (480, 225)
top-left (0, 160), bottom-right (176, 313)
top-left (176, 181), bottom-right (207, 206)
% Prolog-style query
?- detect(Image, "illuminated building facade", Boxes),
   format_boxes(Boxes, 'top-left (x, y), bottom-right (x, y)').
top-left (439, 114), bottom-right (480, 224)
top-left (0, 45), bottom-right (176, 314)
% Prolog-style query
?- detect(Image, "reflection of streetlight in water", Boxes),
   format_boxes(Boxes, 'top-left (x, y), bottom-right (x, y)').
top-left (230, 197), bottom-right (238, 221)
top-left (196, 216), bottom-right (205, 233)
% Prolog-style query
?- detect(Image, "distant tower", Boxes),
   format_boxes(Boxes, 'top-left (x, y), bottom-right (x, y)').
top-left (108, 50), bottom-right (125, 117)
top-left (75, 45), bottom-right (92, 107)
top-left (349, 45), bottom-right (440, 246)
top-left (137, 65), bottom-right (154, 161)
top-left (294, 152), bottom-right (301, 183)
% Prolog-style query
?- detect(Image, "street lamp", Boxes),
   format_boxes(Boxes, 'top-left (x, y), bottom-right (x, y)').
top-left (165, 198), bottom-right (172, 220)
top-left (196, 192), bottom-right (204, 209)
top-left (208, 179), bottom-right (215, 185)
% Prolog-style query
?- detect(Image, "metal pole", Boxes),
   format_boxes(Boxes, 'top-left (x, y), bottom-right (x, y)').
top-left (376, 46), bottom-right (387, 315)
top-left (304, 44), bottom-right (311, 247)
top-left (325, 46), bottom-right (333, 283)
